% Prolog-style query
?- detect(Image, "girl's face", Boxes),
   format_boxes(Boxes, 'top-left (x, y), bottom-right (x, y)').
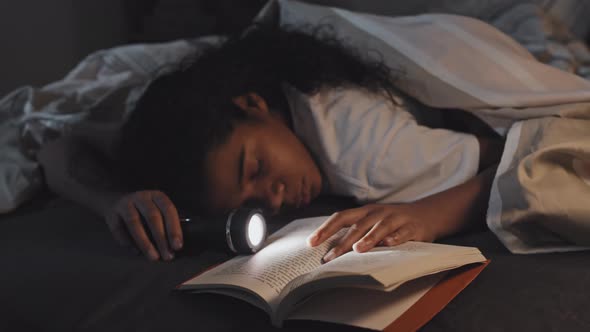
top-left (204, 94), bottom-right (323, 215)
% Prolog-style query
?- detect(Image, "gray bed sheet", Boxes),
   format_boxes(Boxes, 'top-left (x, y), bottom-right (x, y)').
top-left (1, 194), bottom-right (589, 332)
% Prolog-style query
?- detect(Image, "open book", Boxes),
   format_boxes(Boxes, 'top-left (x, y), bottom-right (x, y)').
top-left (179, 217), bottom-right (488, 330)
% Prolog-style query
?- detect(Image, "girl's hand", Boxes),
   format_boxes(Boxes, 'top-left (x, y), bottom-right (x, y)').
top-left (103, 190), bottom-right (183, 261)
top-left (307, 203), bottom-right (437, 263)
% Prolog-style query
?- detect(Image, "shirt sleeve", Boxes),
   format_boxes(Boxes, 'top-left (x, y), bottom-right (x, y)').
top-left (303, 87), bottom-right (480, 204)
top-left (368, 113), bottom-right (480, 203)
top-left (291, 88), bottom-right (479, 203)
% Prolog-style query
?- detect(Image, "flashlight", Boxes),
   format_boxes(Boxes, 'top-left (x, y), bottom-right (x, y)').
top-left (180, 208), bottom-right (267, 254)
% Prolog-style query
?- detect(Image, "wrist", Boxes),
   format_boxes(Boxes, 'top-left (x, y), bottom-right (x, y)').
top-left (416, 167), bottom-right (496, 240)
top-left (411, 199), bottom-right (451, 240)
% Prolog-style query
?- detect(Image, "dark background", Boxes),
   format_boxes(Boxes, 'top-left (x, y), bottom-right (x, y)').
top-left (0, 0), bottom-right (267, 97)
top-left (2, 0), bottom-right (590, 96)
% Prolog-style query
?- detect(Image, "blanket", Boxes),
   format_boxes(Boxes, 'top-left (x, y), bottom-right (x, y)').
top-left (0, 39), bottom-right (209, 212)
top-left (259, 0), bottom-right (590, 253)
top-left (2, 0), bottom-right (590, 254)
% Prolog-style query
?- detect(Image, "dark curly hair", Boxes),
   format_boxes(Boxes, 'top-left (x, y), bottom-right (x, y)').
top-left (116, 24), bottom-right (400, 215)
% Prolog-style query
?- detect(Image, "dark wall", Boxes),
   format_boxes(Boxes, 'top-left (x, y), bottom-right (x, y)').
top-left (2, 0), bottom-right (588, 97)
top-left (0, 0), bottom-right (268, 96)
top-left (0, 1), bottom-right (129, 96)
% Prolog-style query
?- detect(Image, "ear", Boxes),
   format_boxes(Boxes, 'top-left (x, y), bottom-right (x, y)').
top-left (232, 93), bottom-right (270, 118)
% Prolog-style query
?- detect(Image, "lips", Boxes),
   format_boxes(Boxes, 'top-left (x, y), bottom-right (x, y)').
top-left (303, 185), bottom-right (311, 206)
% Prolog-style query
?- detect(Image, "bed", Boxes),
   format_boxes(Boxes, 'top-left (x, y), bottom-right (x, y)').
top-left (2, 193), bottom-right (590, 331)
top-left (2, 1), bottom-right (590, 331)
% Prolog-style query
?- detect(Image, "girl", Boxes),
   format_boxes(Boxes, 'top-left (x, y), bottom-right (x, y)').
top-left (38, 26), bottom-right (504, 262)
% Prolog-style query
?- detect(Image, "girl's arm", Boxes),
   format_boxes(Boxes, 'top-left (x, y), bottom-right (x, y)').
top-left (308, 133), bottom-right (503, 262)
top-left (37, 136), bottom-right (182, 261)
top-left (308, 163), bottom-right (498, 262)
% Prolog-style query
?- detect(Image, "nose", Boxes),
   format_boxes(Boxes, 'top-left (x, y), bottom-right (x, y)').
top-left (259, 179), bottom-right (284, 215)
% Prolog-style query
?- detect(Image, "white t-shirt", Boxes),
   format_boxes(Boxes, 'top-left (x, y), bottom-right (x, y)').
top-left (283, 85), bottom-right (480, 204)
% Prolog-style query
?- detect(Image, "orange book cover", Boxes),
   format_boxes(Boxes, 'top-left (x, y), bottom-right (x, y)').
top-left (383, 260), bottom-right (490, 332)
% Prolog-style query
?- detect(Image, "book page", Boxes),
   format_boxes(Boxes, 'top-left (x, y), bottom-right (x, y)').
top-left (319, 245), bottom-right (430, 275)
top-left (181, 217), bottom-right (485, 320)
top-left (315, 241), bottom-right (485, 288)
top-left (180, 217), bottom-right (339, 311)
top-left (287, 272), bottom-right (446, 330)
top-left (273, 241), bottom-right (484, 321)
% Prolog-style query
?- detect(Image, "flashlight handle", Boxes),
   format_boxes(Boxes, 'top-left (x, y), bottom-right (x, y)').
top-left (180, 217), bottom-right (230, 252)
top-left (179, 209), bottom-right (267, 255)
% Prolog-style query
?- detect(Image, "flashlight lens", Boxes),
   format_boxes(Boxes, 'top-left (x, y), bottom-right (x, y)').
top-left (247, 214), bottom-right (265, 247)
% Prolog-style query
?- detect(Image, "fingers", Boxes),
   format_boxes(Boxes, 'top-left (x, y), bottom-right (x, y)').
top-left (309, 204), bottom-right (434, 264)
top-left (120, 200), bottom-right (161, 261)
top-left (320, 211), bottom-right (419, 263)
top-left (382, 225), bottom-right (414, 247)
top-left (354, 216), bottom-right (409, 253)
top-left (152, 192), bottom-right (183, 251)
top-left (322, 210), bottom-right (385, 262)
top-left (133, 193), bottom-right (175, 261)
top-left (307, 208), bottom-right (369, 247)
top-left (105, 190), bottom-right (183, 262)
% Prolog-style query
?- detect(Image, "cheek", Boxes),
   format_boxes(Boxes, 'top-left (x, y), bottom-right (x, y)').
top-left (204, 152), bottom-right (242, 212)
top-left (257, 123), bottom-right (318, 178)
top-left (269, 132), bottom-right (309, 166)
